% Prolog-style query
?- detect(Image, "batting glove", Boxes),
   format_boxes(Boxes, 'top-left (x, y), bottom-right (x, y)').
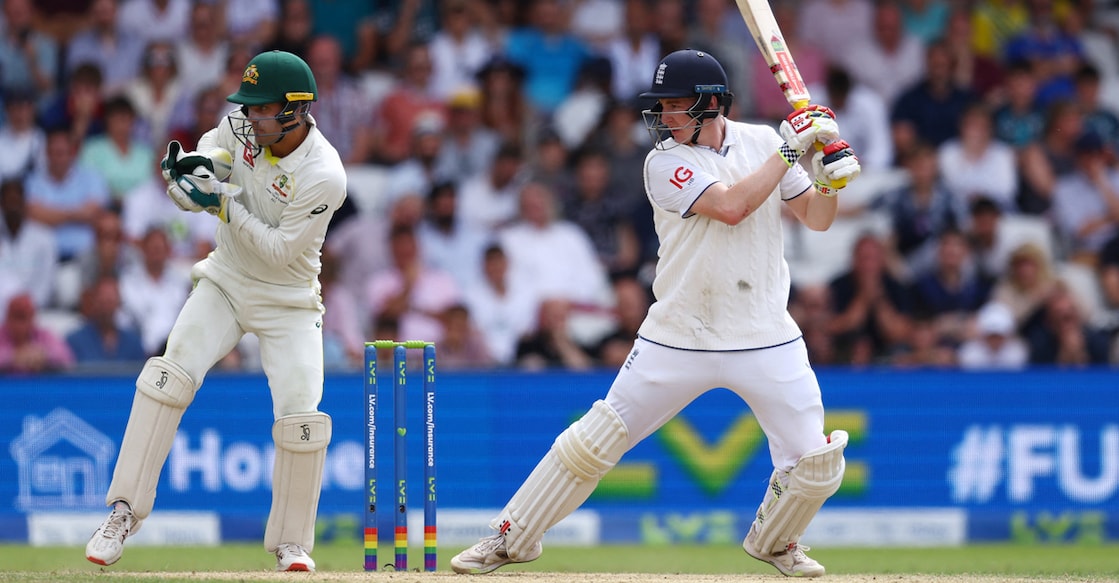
top-left (811, 140), bottom-right (860, 197)
top-left (778, 105), bottom-right (840, 167)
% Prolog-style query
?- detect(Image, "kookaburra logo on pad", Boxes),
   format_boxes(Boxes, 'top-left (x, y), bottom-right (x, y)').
top-left (301, 424), bottom-right (311, 440)
top-left (155, 371), bottom-right (168, 389)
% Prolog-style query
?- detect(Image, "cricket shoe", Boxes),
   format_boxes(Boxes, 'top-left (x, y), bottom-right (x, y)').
top-left (86, 501), bottom-right (140, 566)
top-left (742, 527), bottom-right (825, 577)
top-left (275, 543), bottom-right (316, 572)
top-left (450, 533), bottom-right (543, 574)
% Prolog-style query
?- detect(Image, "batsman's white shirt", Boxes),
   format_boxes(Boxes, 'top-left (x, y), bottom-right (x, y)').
top-left (163, 114), bottom-right (347, 418)
top-left (639, 119), bottom-right (811, 350)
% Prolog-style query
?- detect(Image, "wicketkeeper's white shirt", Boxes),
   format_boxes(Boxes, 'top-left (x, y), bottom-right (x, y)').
top-left (638, 119), bottom-right (811, 351)
top-left (196, 113), bottom-right (347, 288)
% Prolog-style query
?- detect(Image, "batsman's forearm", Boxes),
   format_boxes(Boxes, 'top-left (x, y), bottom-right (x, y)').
top-left (724, 153), bottom-right (790, 220)
top-left (800, 188), bottom-right (838, 231)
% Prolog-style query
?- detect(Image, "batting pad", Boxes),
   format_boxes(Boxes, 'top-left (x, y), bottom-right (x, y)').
top-left (751, 429), bottom-right (848, 554)
top-left (107, 357), bottom-right (197, 519)
top-left (264, 412), bottom-right (332, 553)
top-left (497, 400), bottom-right (629, 559)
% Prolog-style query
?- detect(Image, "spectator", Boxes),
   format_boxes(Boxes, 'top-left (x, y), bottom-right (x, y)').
top-left (971, 0), bottom-right (1029, 59)
top-left (303, 35), bottom-right (374, 164)
top-left (0, 87), bottom-right (44, 181)
top-left (417, 180), bottom-right (490, 292)
top-left (607, 0), bottom-right (661, 103)
top-left (24, 128), bottom-right (110, 263)
top-left (1016, 99), bottom-right (1083, 215)
top-left (841, 1), bottom-right (926, 110)
top-left (0, 293), bottom-right (74, 374)
top-left (458, 140), bottom-right (528, 232)
top-left (1024, 281), bottom-right (1111, 366)
top-left (561, 147), bottom-right (641, 278)
top-left (76, 208), bottom-right (137, 293)
top-left (65, 0), bottom-right (144, 95)
top-left (889, 315), bottom-right (956, 369)
top-left (118, 227), bottom-right (189, 356)
top-left (525, 129), bottom-right (572, 201)
top-left (173, 0), bottom-right (228, 100)
top-left (66, 275), bottom-right (147, 365)
top-left (958, 300), bottom-right (1029, 369)
top-left (498, 181), bottom-right (615, 311)
top-left (39, 63), bottom-right (107, 143)
top-left (1002, 0), bottom-right (1084, 108)
top-left (475, 55), bottom-right (532, 146)
top-left (942, 7), bottom-right (1005, 100)
top-left (166, 85), bottom-right (227, 152)
top-left (78, 95), bottom-right (155, 202)
top-left (873, 141), bottom-right (967, 275)
top-left (0, 180), bottom-right (56, 309)
top-left (436, 303), bottom-right (496, 369)
top-left (464, 243), bottom-right (540, 367)
top-left (992, 60), bottom-right (1046, 149)
top-left (900, 0), bottom-right (951, 44)
top-left (828, 233), bottom-right (913, 363)
top-left (1074, 63), bottom-right (1119, 153)
top-left (1098, 234), bottom-right (1119, 311)
top-left (427, 0), bottom-right (495, 100)
top-left (222, 0), bottom-right (279, 49)
top-left (910, 229), bottom-right (992, 344)
top-left (503, 0), bottom-right (590, 115)
top-left (789, 284), bottom-right (837, 365)
top-left (319, 248), bottom-right (363, 370)
top-left (593, 275), bottom-right (652, 369)
top-left (552, 56), bottom-right (612, 151)
top-left (116, 0), bottom-right (190, 46)
top-left (569, 0), bottom-right (624, 52)
top-left (366, 224), bottom-right (461, 345)
top-left (892, 40), bottom-right (978, 156)
top-left (687, 0), bottom-right (751, 113)
top-left (515, 298), bottom-right (594, 370)
top-left (1051, 130), bottom-right (1119, 261)
top-left (798, 0), bottom-right (874, 57)
top-left (373, 42), bottom-right (445, 165)
top-left (990, 241), bottom-right (1058, 328)
top-left (0, 0), bottom-right (58, 107)
top-left (265, 0), bottom-right (313, 59)
top-left (124, 41), bottom-right (185, 146)
top-left (964, 196), bottom-right (1007, 283)
top-left (808, 64), bottom-right (894, 173)
top-left (385, 111), bottom-right (456, 205)
top-left (437, 87), bottom-right (501, 180)
top-left (938, 101), bottom-right (1019, 212)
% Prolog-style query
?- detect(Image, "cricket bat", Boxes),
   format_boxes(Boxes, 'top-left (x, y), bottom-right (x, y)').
top-left (734, 0), bottom-right (846, 187)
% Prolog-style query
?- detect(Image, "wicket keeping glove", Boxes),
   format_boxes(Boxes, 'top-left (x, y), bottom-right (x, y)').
top-left (811, 140), bottom-right (861, 197)
top-left (168, 174), bottom-right (243, 222)
top-left (778, 104), bottom-right (840, 167)
top-left (161, 140), bottom-right (220, 185)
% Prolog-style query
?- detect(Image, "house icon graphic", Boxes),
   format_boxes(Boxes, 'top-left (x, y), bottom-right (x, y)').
top-left (9, 408), bottom-right (115, 511)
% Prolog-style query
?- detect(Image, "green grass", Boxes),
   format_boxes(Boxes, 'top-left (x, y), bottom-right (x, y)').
top-left (1, 542), bottom-right (1118, 581)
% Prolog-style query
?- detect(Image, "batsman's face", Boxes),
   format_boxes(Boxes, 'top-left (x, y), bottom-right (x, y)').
top-left (658, 98), bottom-right (703, 136)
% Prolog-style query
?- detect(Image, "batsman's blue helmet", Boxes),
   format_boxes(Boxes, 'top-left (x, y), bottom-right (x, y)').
top-left (639, 49), bottom-right (734, 148)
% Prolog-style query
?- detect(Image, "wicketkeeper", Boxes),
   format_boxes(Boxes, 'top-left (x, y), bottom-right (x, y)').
top-left (85, 50), bottom-right (347, 572)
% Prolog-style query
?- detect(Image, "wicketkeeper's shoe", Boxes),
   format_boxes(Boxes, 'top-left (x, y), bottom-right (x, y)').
top-left (742, 526), bottom-right (825, 577)
top-left (86, 501), bottom-right (139, 566)
top-left (450, 533), bottom-right (543, 574)
top-left (275, 543), bottom-right (316, 572)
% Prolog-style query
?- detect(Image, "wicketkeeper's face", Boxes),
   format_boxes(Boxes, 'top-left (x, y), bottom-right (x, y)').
top-left (235, 102), bottom-right (287, 146)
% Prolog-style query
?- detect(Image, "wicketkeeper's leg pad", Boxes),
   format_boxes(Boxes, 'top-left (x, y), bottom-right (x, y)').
top-left (106, 356), bottom-right (197, 519)
top-left (496, 400), bottom-right (629, 560)
top-left (751, 429), bottom-right (847, 554)
top-left (264, 412), bottom-right (332, 553)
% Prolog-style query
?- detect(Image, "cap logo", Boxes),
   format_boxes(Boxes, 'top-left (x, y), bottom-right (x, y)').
top-left (654, 62), bottom-right (667, 85)
top-left (242, 64), bottom-right (259, 85)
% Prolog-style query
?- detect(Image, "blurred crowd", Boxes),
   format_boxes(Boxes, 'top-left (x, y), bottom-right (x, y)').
top-left (4, 0), bottom-right (1119, 375)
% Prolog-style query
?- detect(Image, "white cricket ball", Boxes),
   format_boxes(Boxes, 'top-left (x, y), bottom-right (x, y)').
top-left (207, 148), bottom-right (233, 181)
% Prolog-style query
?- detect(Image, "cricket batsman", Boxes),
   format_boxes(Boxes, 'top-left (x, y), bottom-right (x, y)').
top-left (451, 49), bottom-right (860, 577)
top-left (85, 50), bottom-right (346, 572)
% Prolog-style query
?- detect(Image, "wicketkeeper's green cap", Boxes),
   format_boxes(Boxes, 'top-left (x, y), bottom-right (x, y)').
top-left (227, 50), bottom-right (317, 106)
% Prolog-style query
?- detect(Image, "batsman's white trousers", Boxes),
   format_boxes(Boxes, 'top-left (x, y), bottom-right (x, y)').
top-left (164, 263), bottom-right (325, 418)
top-left (604, 337), bottom-right (826, 471)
